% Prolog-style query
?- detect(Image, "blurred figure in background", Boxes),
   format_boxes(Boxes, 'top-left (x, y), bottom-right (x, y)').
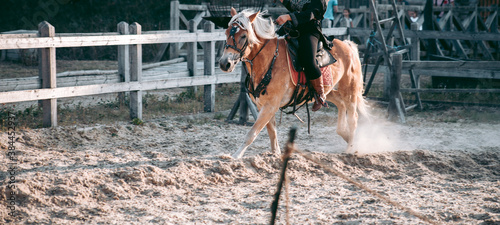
top-left (323, 0), bottom-right (338, 28)
top-left (434, 0), bottom-right (455, 19)
top-left (339, 8), bottom-right (353, 27)
top-left (408, 10), bottom-right (422, 30)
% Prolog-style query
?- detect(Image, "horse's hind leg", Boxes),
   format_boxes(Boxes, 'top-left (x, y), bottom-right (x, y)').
top-left (266, 115), bottom-right (281, 155)
top-left (232, 105), bottom-right (279, 159)
top-left (345, 99), bottom-right (359, 153)
top-left (326, 90), bottom-right (350, 143)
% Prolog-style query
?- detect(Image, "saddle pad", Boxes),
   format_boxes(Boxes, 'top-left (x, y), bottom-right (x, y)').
top-left (287, 50), bottom-right (334, 87)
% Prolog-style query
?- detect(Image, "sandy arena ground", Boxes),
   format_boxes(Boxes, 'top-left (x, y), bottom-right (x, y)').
top-left (0, 105), bottom-right (499, 224)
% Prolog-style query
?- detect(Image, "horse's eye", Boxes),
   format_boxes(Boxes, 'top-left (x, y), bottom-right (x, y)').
top-left (238, 35), bottom-right (247, 45)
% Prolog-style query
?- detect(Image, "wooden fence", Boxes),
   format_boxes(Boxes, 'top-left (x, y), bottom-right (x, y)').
top-left (388, 53), bottom-right (500, 123)
top-left (1, 2), bottom-right (499, 127)
top-left (0, 21), bottom-right (240, 127)
top-left (169, 1), bottom-right (499, 60)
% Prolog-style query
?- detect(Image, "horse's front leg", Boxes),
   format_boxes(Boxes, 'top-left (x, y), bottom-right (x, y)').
top-left (266, 115), bottom-right (281, 155)
top-left (232, 105), bottom-right (279, 159)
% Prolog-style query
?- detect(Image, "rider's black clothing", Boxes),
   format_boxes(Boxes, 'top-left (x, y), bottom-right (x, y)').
top-left (282, 0), bottom-right (327, 80)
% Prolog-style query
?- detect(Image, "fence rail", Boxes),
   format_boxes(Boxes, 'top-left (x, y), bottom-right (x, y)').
top-left (0, 73), bottom-right (240, 104)
top-left (0, 30), bottom-right (226, 50)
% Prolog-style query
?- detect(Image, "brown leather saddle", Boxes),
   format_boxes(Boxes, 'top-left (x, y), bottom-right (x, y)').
top-left (286, 38), bottom-right (337, 73)
top-left (277, 21), bottom-right (337, 72)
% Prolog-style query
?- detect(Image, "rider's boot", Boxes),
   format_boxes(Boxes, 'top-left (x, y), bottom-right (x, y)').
top-left (310, 77), bottom-right (328, 111)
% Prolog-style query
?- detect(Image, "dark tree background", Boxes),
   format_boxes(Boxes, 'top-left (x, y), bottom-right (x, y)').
top-left (0, 0), bottom-right (202, 61)
top-left (0, 0), bottom-right (203, 32)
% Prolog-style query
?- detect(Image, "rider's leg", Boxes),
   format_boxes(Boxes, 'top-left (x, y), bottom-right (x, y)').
top-left (297, 34), bottom-right (327, 111)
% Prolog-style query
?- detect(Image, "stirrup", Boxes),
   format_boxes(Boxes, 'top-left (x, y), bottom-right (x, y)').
top-left (314, 94), bottom-right (328, 108)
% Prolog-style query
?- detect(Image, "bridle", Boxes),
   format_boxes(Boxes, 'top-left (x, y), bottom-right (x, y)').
top-left (225, 21), bottom-right (272, 72)
top-left (224, 21), bottom-right (249, 58)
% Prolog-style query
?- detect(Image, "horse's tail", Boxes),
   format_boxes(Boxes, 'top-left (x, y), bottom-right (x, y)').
top-left (344, 40), bottom-right (371, 120)
top-left (344, 40), bottom-right (359, 57)
top-left (357, 94), bottom-right (371, 120)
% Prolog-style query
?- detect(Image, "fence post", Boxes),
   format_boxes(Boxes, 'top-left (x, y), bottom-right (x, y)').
top-left (38, 21), bottom-right (57, 127)
top-left (129, 22), bottom-right (142, 120)
top-left (187, 20), bottom-right (197, 77)
top-left (360, 6), bottom-right (368, 28)
top-left (383, 67), bottom-right (391, 100)
top-left (494, 7), bottom-right (499, 60)
top-left (169, 0), bottom-right (180, 59)
top-left (117, 21), bottom-right (130, 105)
top-left (388, 53), bottom-right (405, 123)
top-left (187, 19), bottom-right (198, 94)
top-left (204, 21), bottom-right (215, 112)
top-left (410, 22), bottom-right (423, 110)
top-left (340, 17), bottom-right (351, 40)
top-left (410, 23), bottom-right (420, 61)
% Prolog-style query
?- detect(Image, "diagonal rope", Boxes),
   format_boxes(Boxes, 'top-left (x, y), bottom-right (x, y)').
top-left (292, 149), bottom-right (439, 225)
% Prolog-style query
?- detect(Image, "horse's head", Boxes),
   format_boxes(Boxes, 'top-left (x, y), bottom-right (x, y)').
top-left (219, 8), bottom-right (275, 72)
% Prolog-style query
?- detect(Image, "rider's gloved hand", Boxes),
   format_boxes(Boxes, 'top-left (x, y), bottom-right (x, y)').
top-left (276, 14), bottom-right (291, 25)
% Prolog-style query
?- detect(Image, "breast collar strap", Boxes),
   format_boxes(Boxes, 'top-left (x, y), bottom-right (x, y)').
top-left (246, 39), bottom-right (280, 98)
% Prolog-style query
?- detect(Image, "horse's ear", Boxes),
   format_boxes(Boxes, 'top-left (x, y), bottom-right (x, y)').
top-left (249, 11), bottom-right (260, 23)
top-left (230, 7), bottom-right (237, 17)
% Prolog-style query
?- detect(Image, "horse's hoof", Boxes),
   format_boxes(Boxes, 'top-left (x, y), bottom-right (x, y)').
top-left (345, 144), bottom-right (355, 154)
top-left (231, 153), bottom-right (242, 159)
top-left (272, 148), bottom-right (281, 156)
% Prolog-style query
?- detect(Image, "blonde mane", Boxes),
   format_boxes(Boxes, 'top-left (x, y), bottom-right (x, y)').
top-left (228, 9), bottom-right (276, 45)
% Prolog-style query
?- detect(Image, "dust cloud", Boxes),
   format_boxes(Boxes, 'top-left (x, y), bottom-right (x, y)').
top-left (351, 109), bottom-right (416, 155)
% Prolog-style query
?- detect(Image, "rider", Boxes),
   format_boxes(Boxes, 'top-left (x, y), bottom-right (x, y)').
top-left (276, 0), bottom-right (329, 111)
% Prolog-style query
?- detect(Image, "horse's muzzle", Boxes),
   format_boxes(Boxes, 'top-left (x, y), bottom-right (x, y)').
top-left (219, 54), bottom-right (238, 72)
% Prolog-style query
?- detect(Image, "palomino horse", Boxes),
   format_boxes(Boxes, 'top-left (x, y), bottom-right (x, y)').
top-left (219, 8), bottom-right (369, 159)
